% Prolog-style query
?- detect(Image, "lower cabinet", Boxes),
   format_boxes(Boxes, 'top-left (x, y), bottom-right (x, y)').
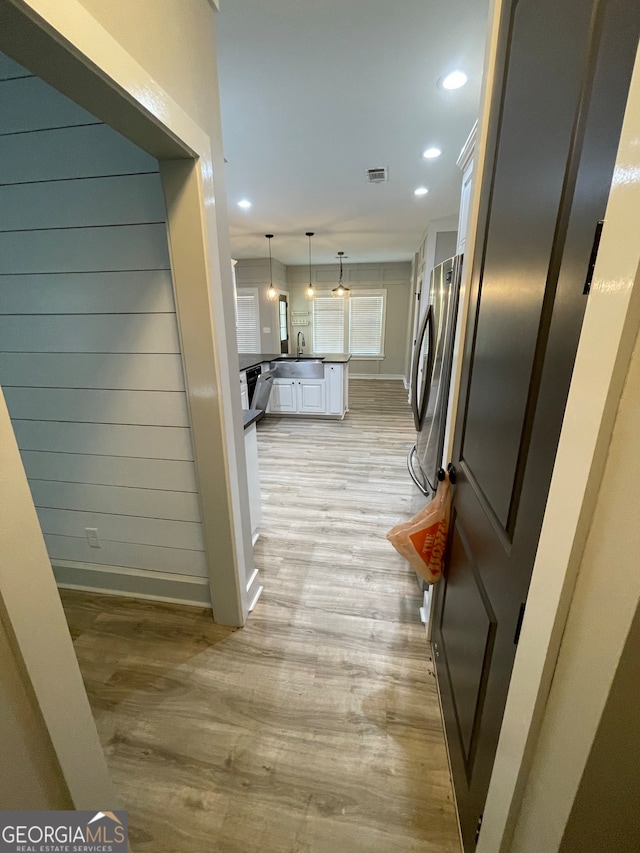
top-left (267, 363), bottom-right (348, 417)
top-left (269, 379), bottom-right (326, 414)
top-left (269, 379), bottom-right (297, 413)
top-left (297, 379), bottom-right (326, 413)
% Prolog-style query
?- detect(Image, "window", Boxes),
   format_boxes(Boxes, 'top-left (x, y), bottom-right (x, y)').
top-left (349, 293), bottom-right (385, 356)
top-left (312, 297), bottom-right (345, 353)
top-left (312, 290), bottom-right (386, 357)
top-left (236, 288), bottom-right (260, 352)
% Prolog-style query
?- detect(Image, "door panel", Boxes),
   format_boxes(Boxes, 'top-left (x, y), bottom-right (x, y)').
top-left (460, 0), bottom-right (592, 530)
top-left (432, 0), bottom-right (640, 848)
top-left (297, 380), bottom-right (326, 413)
top-left (269, 380), bottom-right (296, 413)
top-left (439, 520), bottom-right (496, 765)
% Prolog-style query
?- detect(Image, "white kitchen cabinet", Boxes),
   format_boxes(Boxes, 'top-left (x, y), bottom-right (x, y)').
top-left (267, 361), bottom-right (348, 417)
top-left (297, 379), bottom-right (326, 413)
top-left (326, 363), bottom-right (347, 415)
top-left (244, 420), bottom-right (261, 544)
top-left (269, 378), bottom-right (297, 413)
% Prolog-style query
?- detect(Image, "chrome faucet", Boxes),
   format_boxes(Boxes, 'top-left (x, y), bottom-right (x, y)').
top-left (297, 331), bottom-right (306, 356)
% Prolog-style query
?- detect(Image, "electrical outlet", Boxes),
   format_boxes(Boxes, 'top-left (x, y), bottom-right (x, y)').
top-left (262, 327), bottom-right (271, 334)
top-left (85, 527), bottom-right (101, 548)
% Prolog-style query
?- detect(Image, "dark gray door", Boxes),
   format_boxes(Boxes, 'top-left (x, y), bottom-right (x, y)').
top-left (431, 0), bottom-right (640, 848)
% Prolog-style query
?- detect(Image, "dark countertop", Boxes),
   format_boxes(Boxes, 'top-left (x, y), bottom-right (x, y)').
top-left (238, 353), bottom-right (281, 372)
top-left (238, 353), bottom-right (351, 371)
top-left (242, 408), bottom-right (263, 430)
top-left (319, 354), bottom-right (352, 363)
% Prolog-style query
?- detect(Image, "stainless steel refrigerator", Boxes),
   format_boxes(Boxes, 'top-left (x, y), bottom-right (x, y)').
top-left (408, 254), bottom-right (462, 496)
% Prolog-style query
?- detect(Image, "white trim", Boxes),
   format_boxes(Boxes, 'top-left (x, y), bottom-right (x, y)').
top-left (247, 584), bottom-right (263, 612)
top-left (457, 120), bottom-right (479, 172)
top-left (52, 561), bottom-right (211, 607)
top-left (245, 566), bottom-right (260, 592)
top-left (349, 373), bottom-right (405, 381)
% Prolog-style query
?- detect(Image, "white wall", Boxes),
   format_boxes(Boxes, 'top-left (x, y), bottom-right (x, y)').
top-left (0, 52), bottom-right (209, 603)
top-left (287, 261), bottom-right (412, 377)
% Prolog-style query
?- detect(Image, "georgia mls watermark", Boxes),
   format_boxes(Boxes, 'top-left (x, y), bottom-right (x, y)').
top-left (0, 811), bottom-right (128, 853)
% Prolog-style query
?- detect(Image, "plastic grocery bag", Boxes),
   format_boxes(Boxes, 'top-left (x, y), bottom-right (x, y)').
top-left (386, 474), bottom-right (452, 583)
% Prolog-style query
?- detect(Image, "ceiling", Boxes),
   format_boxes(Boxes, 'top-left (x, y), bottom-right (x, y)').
top-left (216, 0), bottom-right (489, 266)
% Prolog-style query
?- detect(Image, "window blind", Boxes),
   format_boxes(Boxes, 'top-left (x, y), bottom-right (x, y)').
top-left (349, 294), bottom-right (385, 356)
top-left (236, 289), bottom-right (260, 352)
top-left (313, 297), bottom-right (345, 353)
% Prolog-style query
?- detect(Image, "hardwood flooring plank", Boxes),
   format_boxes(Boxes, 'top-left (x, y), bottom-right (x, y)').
top-left (60, 380), bottom-right (460, 852)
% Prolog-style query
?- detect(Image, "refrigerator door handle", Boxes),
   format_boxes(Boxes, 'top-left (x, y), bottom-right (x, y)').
top-left (411, 304), bottom-right (434, 431)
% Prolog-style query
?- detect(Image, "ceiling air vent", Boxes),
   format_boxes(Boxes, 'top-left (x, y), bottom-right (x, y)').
top-left (365, 166), bottom-right (388, 183)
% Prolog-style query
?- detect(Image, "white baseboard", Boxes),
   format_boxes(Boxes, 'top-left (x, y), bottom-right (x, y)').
top-left (349, 374), bottom-right (406, 381)
top-left (52, 560), bottom-right (212, 608)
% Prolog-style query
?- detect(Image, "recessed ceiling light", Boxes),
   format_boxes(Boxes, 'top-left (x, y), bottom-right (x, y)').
top-left (414, 187), bottom-right (429, 196)
top-left (423, 147), bottom-right (442, 159)
top-left (442, 70), bottom-right (468, 90)
top-left (238, 199), bottom-right (252, 209)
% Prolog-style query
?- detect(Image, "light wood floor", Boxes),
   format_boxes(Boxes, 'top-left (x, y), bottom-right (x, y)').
top-left (61, 379), bottom-right (461, 853)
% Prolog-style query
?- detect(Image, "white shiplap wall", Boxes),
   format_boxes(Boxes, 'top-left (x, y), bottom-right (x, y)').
top-left (0, 52), bottom-right (209, 602)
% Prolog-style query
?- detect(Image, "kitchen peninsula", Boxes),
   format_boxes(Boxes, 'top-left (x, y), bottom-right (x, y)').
top-left (238, 353), bottom-right (351, 419)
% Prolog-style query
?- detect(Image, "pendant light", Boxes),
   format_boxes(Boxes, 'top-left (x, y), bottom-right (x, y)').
top-left (265, 234), bottom-right (278, 301)
top-left (331, 251), bottom-right (350, 298)
top-left (305, 231), bottom-right (316, 300)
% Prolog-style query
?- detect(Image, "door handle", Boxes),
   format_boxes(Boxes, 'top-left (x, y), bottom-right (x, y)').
top-left (411, 305), bottom-right (434, 431)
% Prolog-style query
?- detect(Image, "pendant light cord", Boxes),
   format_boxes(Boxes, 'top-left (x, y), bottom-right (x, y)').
top-left (266, 234), bottom-right (274, 286)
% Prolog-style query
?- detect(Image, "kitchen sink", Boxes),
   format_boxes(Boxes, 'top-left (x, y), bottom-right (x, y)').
top-left (270, 358), bottom-right (324, 379)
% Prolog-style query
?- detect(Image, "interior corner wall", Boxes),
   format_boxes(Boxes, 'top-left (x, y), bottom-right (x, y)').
top-left (286, 261), bottom-right (412, 377)
top-left (0, 52), bottom-right (210, 605)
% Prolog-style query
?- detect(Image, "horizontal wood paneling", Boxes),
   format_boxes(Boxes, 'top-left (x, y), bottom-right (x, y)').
top-left (3, 388), bottom-right (190, 426)
top-left (0, 271), bottom-right (175, 314)
top-left (0, 62), bottom-right (208, 596)
top-left (0, 124), bottom-right (157, 184)
top-left (0, 224), bottom-right (170, 274)
top-left (29, 481), bottom-right (201, 522)
top-left (0, 353), bottom-right (186, 390)
top-left (0, 174), bottom-right (166, 231)
top-left (37, 507), bottom-right (204, 551)
top-left (0, 77), bottom-right (100, 134)
top-left (45, 535), bottom-right (208, 576)
top-left (21, 452), bottom-right (198, 492)
top-left (0, 54), bottom-right (30, 81)
top-left (13, 420), bottom-right (194, 460)
top-left (0, 314), bottom-right (180, 353)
